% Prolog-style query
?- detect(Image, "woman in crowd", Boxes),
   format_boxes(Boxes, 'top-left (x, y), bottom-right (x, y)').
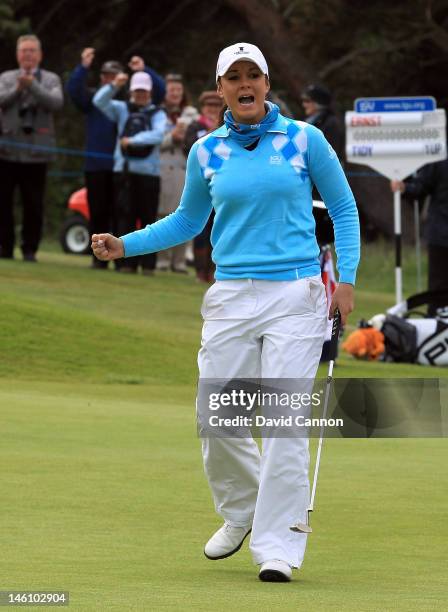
top-left (93, 71), bottom-right (166, 275)
top-left (92, 43), bottom-right (360, 582)
top-left (156, 74), bottom-right (198, 273)
top-left (183, 90), bottom-right (223, 282)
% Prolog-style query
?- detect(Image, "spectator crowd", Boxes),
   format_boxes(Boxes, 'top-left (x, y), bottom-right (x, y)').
top-left (0, 34), bottom-right (228, 281)
top-left (1, 34), bottom-right (446, 303)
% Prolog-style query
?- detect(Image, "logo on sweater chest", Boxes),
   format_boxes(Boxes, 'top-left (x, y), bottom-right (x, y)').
top-left (269, 155), bottom-right (282, 165)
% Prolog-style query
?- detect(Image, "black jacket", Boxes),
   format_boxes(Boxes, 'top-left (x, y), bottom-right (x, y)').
top-left (306, 108), bottom-right (344, 161)
top-left (307, 108), bottom-right (344, 245)
top-left (404, 160), bottom-right (448, 247)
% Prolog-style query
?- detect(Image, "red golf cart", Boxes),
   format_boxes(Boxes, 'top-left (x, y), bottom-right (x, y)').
top-left (59, 188), bottom-right (91, 255)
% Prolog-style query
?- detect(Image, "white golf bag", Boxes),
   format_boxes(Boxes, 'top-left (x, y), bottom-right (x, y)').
top-left (380, 291), bottom-right (448, 366)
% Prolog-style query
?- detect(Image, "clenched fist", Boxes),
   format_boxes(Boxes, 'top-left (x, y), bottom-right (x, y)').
top-left (81, 47), bottom-right (95, 68)
top-left (128, 56), bottom-right (145, 72)
top-left (91, 233), bottom-right (124, 261)
top-left (113, 72), bottom-right (129, 88)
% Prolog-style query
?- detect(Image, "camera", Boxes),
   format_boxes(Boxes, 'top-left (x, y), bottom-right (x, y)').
top-left (19, 102), bottom-right (37, 134)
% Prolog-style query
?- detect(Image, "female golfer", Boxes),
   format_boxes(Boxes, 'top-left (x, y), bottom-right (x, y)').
top-left (92, 43), bottom-right (360, 582)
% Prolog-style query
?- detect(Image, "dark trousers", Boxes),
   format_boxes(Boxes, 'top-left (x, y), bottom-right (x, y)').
top-left (428, 244), bottom-right (448, 316)
top-left (0, 159), bottom-right (47, 257)
top-left (114, 171), bottom-right (160, 270)
top-left (193, 212), bottom-right (215, 282)
top-left (85, 170), bottom-right (115, 235)
top-left (85, 170), bottom-right (115, 266)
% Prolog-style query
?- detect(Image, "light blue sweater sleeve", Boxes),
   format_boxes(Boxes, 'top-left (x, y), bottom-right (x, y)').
top-left (92, 84), bottom-right (121, 122)
top-left (128, 110), bottom-right (166, 147)
top-left (121, 142), bottom-right (213, 256)
top-left (307, 125), bottom-right (360, 285)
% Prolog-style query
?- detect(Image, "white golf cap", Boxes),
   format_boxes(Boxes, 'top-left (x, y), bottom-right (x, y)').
top-left (216, 42), bottom-right (269, 82)
top-left (130, 71), bottom-right (153, 92)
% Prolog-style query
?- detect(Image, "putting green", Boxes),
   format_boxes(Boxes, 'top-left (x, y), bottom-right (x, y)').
top-left (1, 247), bottom-right (447, 610)
top-left (1, 382), bottom-right (447, 611)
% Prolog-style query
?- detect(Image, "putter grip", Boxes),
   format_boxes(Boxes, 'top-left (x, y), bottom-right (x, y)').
top-left (328, 310), bottom-right (341, 361)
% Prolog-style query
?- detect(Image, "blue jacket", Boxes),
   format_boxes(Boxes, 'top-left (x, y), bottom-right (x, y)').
top-left (66, 64), bottom-right (166, 172)
top-left (93, 84), bottom-right (166, 176)
top-left (121, 113), bottom-right (360, 283)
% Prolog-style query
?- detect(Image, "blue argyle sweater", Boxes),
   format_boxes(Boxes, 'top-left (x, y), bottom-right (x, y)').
top-left (122, 113), bottom-right (360, 283)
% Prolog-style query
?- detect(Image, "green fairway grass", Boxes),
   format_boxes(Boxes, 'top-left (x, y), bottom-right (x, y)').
top-left (1, 246), bottom-right (447, 610)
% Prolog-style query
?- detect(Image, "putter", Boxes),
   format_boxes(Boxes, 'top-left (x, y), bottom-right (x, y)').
top-left (290, 309), bottom-right (341, 534)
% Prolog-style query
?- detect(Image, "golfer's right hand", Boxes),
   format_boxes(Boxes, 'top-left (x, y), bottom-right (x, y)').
top-left (91, 233), bottom-right (124, 261)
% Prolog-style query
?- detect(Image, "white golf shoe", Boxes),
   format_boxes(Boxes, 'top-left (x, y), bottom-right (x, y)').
top-left (204, 523), bottom-right (252, 560)
top-left (259, 559), bottom-right (292, 582)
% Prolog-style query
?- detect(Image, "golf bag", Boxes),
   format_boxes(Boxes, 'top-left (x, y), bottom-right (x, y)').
top-left (383, 290), bottom-right (448, 366)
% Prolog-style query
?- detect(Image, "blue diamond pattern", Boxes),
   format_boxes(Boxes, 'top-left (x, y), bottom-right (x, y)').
top-left (281, 140), bottom-right (298, 161)
top-left (287, 122), bottom-right (299, 138)
top-left (208, 153), bottom-right (224, 171)
top-left (203, 136), bottom-right (219, 153)
top-left (196, 134), bottom-right (232, 179)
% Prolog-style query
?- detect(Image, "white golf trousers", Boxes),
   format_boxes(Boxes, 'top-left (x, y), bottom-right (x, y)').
top-left (198, 276), bottom-right (327, 568)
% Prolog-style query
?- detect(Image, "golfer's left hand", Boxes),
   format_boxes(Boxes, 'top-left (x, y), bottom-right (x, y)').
top-left (329, 282), bottom-right (354, 326)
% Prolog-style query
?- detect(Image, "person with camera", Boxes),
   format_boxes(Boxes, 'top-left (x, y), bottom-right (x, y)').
top-left (0, 34), bottom-right (63, 262)
top-left (93, 71), bottom-right (166, 275)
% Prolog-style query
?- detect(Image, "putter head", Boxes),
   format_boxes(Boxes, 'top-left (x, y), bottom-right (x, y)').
top-left (289, 522), bottom-right (313, 533)
top-left (290, 509), bottom-right (313, 533)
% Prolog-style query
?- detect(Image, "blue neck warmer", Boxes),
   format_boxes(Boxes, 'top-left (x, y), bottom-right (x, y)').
top-left (223, 101), bottom-right (279, 146)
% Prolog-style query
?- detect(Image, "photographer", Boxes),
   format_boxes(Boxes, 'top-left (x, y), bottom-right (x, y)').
top-left (0, 34), bottom-right (63, 261)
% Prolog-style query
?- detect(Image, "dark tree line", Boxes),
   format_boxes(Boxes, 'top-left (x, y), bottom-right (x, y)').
top-left (1, 0), bottom-right (447, 238)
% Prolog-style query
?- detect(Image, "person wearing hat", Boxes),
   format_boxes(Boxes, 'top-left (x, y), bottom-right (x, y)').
top-left (183, 90), bottom-right (223, 282)
top-left (91, 43), bottom-right (360, 580)
top-left (302, 84), bottom-right (345, 362)
top-left (301, 83), bottom-right (344, 160)
top-left (66, 48), bottom-right (166, 269)
top-left (93, 70), bottom-right (167, 274)
top-left (184, 90), bottom-right (223, 148)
